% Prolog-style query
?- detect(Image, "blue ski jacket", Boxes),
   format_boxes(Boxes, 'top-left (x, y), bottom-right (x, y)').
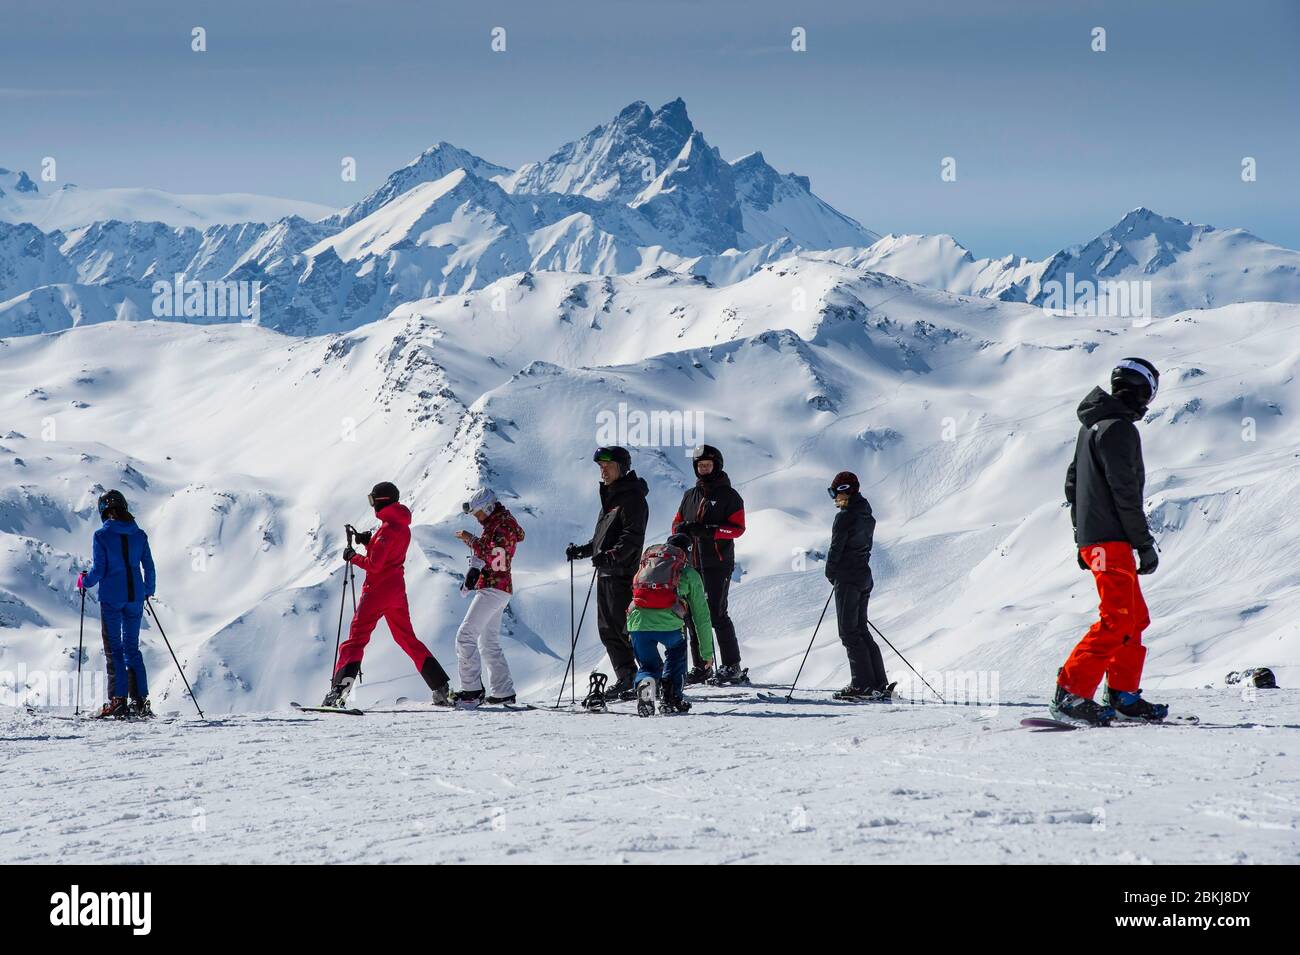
top-left (83, 518), bottom-right (156, 605)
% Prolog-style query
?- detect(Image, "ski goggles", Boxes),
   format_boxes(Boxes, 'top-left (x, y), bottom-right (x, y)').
top-left (592, 447), bottom-right (622, 463)
top-left (367, 493), bottom-right (394, 507)
top-left (827, 483), bottom-right (856, 498)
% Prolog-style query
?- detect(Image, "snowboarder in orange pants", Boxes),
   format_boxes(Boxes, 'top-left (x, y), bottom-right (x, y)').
top-left (1060, 541), bottom-right (1150, 697)
top-left (1056, 358), bottom-right (1168, 726)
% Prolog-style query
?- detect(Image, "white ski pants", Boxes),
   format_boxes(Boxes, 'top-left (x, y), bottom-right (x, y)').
top-left (456, 587), bottom-right (514, 697)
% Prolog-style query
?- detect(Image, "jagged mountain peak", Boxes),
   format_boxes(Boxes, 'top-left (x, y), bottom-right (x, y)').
top-left (329, 141), bottom-right (511, 229)
top-left (503, 98), bottom-right (698, 203)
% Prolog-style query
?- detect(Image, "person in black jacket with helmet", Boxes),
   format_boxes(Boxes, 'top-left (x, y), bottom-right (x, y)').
top-left (1055, 357), bottom-right (1166, 726)
top-left (672, 444), bottom-right (747, 684)
top-left (825, 471), bottom-right (891, 701)
top-left (565, 446), bottom-right (649, 698)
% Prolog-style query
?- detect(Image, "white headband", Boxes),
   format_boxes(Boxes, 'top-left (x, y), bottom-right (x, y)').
top-left (1115, 359), bottom-right (1158, 401)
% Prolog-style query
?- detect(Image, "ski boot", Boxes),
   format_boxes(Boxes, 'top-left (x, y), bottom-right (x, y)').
top-left (320, 676), bottom-right (355, 709)
top-left (709, 664), bottom-right (750, 686)
top-left (636, 678), bottom-right (657, 718)
top-left (659, 684), bottom-right (691, 715)
top-left (684, 664), bottom-right (712, 686)
top-left (581, 672), bottom-right (609, 712)
top-left (486, 693), bottom-right (516, 705)
top-left (454, 688), bottom-right (484, 710)
top-left (430, 684), bottom-right (453, 707)
top-left (833, 685), bottom-right (871, 701)
top-left (128, 697), bottom-right (155, 720)
top-left (1050, 685), bottom-right (1114, 726)
top-left (868, 681), bottom-right (898, 703)
top-left (95, 696), bottom-right (128, 719)
top-left (1105, 687), bottom-right (1168, 723)
top-left (605, 674), bottom-right (637, 701)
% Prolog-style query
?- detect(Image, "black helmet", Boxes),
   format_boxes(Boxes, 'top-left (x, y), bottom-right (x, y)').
top-left (827, 471), bottom-right (859, 498)
top-left (97, 489), bottom-right (128, 518)
top-left (368, 481), bottom-right (400, 509)
top-left (1111, 357), bottom-right (1159, 405)
top-left (666, 532), bottom-right (693, 553)
top-left (691, 444), bottom-right (723, 475)
top-left (592, 446), bottom-right (631, 471)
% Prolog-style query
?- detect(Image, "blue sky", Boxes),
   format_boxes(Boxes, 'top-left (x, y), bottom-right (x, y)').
top-left (2, 0), bottom-right (1297, 256)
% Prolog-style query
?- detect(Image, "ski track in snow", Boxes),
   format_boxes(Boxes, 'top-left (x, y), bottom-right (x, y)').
top-left (3, 690), bottom-right (1295, 864)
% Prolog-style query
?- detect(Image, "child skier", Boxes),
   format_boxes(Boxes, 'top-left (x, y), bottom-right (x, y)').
top-left (324, 482), bottom-right (451, 708)
top-left (825, 471), bottom-right (893, 701)
top-left (78, 489), bottom-right (156, 719)
top-left (1057, 358), bottom-right (1166, 726)
top-left (452, 488), bottom-right (525, 707)
top-left (626, 532), bottom-right (713, 716)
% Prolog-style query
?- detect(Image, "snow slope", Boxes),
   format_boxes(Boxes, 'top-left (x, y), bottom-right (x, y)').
top-left (2, 260), bottom-right (1297, 722)
top-left (2, 688), bottom-right (1295, 864)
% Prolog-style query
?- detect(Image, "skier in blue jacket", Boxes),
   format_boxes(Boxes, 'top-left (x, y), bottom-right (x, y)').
top-left (78, 489), bottom-right (156, 719)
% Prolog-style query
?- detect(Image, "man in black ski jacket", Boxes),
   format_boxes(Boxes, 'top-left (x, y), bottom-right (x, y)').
top-left (824, 471), bottom-right (890, 700)
top-left (1055, 357), bottom-right (1166, 727)
top-left (671, 444), bottom-right (747, 684)
top-left (566, 446), bottom-right (649, 697)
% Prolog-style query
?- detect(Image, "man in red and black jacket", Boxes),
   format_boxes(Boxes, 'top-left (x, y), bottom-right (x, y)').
top-left (671, 445), bottom-right (746, 684)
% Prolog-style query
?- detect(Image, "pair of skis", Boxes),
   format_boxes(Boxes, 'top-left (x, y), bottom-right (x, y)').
top-left (290, 700), bottom-right (536, 717)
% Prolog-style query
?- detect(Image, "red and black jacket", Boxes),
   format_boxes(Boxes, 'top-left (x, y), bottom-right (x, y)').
top-left (671, 470), bottom-right (746, 572)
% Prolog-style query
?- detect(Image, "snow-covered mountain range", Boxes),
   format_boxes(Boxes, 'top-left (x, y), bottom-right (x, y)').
top-left (8, 97), bottom-right (1297, 338)
top-left (0, 167), bottom-right (333, 232)
top-left (2, 98), bottom-right (1298, 716)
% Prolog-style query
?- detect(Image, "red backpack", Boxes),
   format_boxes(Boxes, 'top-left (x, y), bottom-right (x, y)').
top-left (631, 543), bottom-right (688, 616)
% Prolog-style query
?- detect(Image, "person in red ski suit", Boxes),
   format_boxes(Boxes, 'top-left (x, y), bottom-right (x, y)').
top-left (323, 482), bottom-right (450, 707)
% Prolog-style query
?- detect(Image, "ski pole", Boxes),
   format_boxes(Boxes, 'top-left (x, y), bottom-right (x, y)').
top-left (868, 618), bottom-right (945, 703)
top-left (787, 590), bottom-right (835, 701)
top-left (145, 599), bottom-right (205, 719)
top-left (568, 558), bottom-right (575, 704)
top-left (330, 551), bottom-right (350, 684)
top-left (555, 566), bottom-right (597, 708)
top-left (75, 586), bottom-right (86, 717)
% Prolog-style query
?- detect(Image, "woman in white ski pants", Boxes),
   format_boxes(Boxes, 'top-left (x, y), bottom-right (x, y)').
top-left (456, 587), bottom-right (514, 697)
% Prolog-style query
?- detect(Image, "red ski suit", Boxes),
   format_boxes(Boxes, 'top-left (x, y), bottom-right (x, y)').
top-left (1059, 542), bottom-right (1151, 697)
top-left (333, 502), bottom-right (438, 681)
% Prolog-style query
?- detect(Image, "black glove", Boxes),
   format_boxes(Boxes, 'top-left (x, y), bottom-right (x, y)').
top-left (565, 543), bottom-right (586, 561)
top-left (1077, 551), bottom-right (1089, 571)
top-left (679, 521), bottom-right (706, 536)
top-left (464, 566), bottom-right (481, 591)
top-left (1137, 545), bottom-right (1159, 576)
top-left (354, 530), bottom-right (372, 546)
top-left (343, 546), bottom-right (356, 562)
top-left (825, 572), bottom-right (836, 586)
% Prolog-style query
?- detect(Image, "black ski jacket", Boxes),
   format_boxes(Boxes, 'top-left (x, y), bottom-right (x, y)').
top-left (825, 492), bottom-right (875, 590)
top-left (1065, 387), bottom-right (1154, 550)
top-left (571, 470), bottom-right (650, 578)
top-left (671, 470), bottom-right (746, 572)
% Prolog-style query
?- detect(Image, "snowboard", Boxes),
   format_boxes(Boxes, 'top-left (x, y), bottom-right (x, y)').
top-left (1021, 715), bottom-right (1200, 731)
